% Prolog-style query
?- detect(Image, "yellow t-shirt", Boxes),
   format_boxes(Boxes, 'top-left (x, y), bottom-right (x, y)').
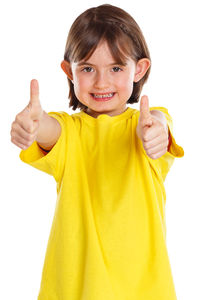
top-left (20, 106), bottom-right (184, 300)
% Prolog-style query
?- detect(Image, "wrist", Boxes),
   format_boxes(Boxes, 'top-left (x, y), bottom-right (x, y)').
top-left (36, 112), bottom-right (61, 150)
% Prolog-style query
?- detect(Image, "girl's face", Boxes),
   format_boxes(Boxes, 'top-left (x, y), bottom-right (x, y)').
top-left (62, 41), bottom-right (150, 118)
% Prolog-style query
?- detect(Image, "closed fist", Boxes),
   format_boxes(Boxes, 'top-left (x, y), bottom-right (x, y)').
top-left (136, 95), bottom-right (169, 160)
top-left (10, 79), bottom-right (43, 150)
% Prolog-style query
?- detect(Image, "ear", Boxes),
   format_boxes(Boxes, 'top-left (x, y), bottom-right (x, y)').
top-left (134, 58), bottom-right (151, 82)
top-left (61, 60), bottom-right (73, 81)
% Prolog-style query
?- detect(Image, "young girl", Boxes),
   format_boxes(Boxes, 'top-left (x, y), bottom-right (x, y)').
top-left (11, 4), bottom-right (184, 300)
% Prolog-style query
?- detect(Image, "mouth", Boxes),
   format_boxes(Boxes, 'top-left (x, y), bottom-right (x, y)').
top-left (90, 92), bottom-right (116, 101)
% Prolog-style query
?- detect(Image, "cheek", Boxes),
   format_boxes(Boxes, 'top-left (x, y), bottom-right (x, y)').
top-left (74, 75), bottom-right (90, 93)
top-left (117, 73), bottom-right (134, 94)
top-left (73, 75), bottom-right (94, 104)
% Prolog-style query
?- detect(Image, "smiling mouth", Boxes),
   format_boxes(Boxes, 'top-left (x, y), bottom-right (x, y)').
top-left (91, 92), bottom-right (115, 101)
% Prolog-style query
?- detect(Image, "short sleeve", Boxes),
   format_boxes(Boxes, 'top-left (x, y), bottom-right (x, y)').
top-left (19, 111), bottom-right (70, 183)
top-left (149, 107), bottom-right (184, 181)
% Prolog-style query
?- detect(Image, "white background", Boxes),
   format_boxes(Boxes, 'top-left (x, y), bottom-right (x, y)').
top-left (1, 0), bottom-right (199, 299)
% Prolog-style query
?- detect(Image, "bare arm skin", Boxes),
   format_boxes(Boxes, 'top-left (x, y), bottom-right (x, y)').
top-left (36, 111), bottom-right (61, 151)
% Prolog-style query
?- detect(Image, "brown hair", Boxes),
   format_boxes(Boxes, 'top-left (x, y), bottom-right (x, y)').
top-left (63, 4), bottom-right (151, 111)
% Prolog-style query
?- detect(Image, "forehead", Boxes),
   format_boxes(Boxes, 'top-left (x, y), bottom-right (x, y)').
top-left (75, 40), bottom-right (134, 66)
top-left (84, 41), bottom-right (117, 62)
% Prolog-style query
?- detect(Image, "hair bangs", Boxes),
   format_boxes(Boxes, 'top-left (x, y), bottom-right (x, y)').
top-left (66, 19), bottom-right (136, 64)
top-left (104, 27), bottom-right (136, 65)
top-left (67, 23), bottom-right (108, 63)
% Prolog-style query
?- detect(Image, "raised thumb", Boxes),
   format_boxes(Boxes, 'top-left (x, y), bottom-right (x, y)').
top-left (139, 95), bottom-right (152, 127)
top-left (26, 79), bottom-right (42, 120)
top-left (30, 79), bottom-right (40, 105)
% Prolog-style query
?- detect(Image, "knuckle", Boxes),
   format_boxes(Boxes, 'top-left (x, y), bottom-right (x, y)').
top-left (145, 148), bottom-right (151, 156)
top-left (10, 128), bottom-right (14, 136)
top-left (11, 129), bottom-right (17, 139)
top-left (15, 113), bottom-right (22, 123)
top-left (142, 129), bottom-right (150, 142)
top-left (11, 121), bottom-right (17, 131)
top-left (26, 124), bottom-right (33, 133)
top-left (25, 135), bottom-right (35, 146)
top-left (147, 153), bottom-right (152, 159)
top-left (142, 142), bottom-right (147, 151)
top-left (11, 121), bottom-right (15, 128)
top-left (11, 126), bottom-right (15, 135)
top-left (144, 141), bottom-right (150, 149)
top-left (143, 134), bottom-right (148, 142)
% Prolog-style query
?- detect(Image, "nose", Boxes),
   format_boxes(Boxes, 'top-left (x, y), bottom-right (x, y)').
top-left (93, 70), bottom-right (109, 90)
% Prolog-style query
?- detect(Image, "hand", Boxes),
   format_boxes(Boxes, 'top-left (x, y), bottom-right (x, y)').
top-left (136, 95), bottom-right (169, 159)
top-left (11, 79), bottom-right (44, 150)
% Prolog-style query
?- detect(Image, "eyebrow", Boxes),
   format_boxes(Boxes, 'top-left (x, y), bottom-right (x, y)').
top-left (77, 61), bottom-right (127, 67)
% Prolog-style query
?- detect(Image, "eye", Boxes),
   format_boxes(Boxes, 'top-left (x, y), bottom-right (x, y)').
top-left (82, 67), bottom-right (93, 72)
top-left (112, 66), bottom-right (123, 72)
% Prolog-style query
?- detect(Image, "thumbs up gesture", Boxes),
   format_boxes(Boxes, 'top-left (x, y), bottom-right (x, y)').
top-left (11, 79), bottom-right (44, 150)
top-left (136, 95), bottom-right (169, 159)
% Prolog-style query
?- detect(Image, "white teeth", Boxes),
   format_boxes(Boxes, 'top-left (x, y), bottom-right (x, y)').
top-left (93, 93), bottom-right (114, 98)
